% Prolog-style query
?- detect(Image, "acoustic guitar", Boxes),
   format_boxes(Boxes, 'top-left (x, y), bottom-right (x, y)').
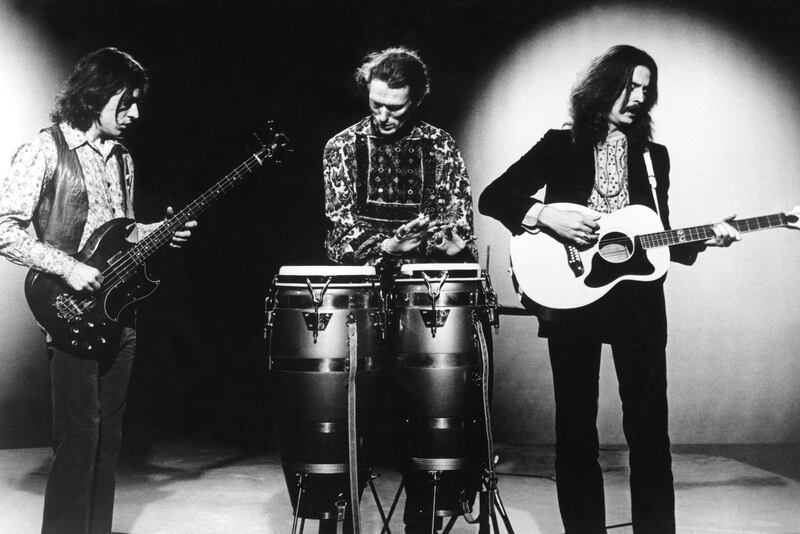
top-left (509, 202), bottom-right (800, 310)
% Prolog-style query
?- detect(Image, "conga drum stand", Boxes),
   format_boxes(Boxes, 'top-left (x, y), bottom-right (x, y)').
top-left (456, 309), bottom-right (514, 534)
top-left (291, 469), bottom-right (392, 534)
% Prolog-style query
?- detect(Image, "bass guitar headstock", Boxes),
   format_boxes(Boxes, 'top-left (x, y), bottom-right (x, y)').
top-left (784, 206), bottom-right (800, 230)
top-left (252, 121), bottom-right (291, 165)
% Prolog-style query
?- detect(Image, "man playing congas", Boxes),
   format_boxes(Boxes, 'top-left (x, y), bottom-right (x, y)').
top-left (323, 46), bottom-right (477, 269)
top-left (322, 46), bottom-right (481, 534)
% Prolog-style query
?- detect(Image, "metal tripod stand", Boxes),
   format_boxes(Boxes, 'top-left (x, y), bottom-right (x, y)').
top-left (447, 305), bottom-right (514, 534)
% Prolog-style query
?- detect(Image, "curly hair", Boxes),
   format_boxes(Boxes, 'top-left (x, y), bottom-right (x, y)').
top-left (354, 46), bottom-right (430, 104)
top-left (569, 45), bottom-right (658, 147)
top-left (51, 47), bottom-right (148, 131)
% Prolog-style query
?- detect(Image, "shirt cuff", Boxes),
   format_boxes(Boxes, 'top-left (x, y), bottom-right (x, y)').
top-left (522, 202), bottom-right (545, 229)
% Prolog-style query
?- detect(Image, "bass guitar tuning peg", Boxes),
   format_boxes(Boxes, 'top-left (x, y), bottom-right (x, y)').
top-left (252, 132), bottom-right (265, 147)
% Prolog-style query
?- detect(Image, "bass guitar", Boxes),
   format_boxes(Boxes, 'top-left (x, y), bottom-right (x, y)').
top-left (25, 125), bottom-right (289, 356)
top-left (509, 202), bottom-right (800, 310)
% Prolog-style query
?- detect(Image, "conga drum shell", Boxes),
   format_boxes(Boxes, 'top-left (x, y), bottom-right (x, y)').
top-left (395, 304), bottom-right (477, 353)
top-left (269, 265), bottom-right (382, 520)
top-left (391, 263), bottom-right (488, 518)
top-left (270, 299), bottom-right (381, 359)
top-left (395, 362), bottom-right (478, 416)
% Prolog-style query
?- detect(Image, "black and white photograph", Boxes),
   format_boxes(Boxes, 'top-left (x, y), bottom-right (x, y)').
top-left (0, 1), bottom-right (798, 533)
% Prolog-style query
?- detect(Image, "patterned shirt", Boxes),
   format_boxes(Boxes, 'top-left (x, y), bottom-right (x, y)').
top-left (0, 123), bottom-right (157, 278)
top-left (588, 132), bottom-right (631, 214)
top-left (323, 117), bottom-right (477, 265)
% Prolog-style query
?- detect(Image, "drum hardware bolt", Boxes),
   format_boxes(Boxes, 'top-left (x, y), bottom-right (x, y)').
top-left (264, 277), bottom-right (277, 340)
top-left (422, 272), bottom-right (449, 338)
top-left (305, 276), bottom-right (332, 344)
top-left (335, 496), bottom-right (347, 521)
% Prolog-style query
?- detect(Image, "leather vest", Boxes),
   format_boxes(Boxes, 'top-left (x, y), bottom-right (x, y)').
top-left (32, 125), bottom-right (89, 255)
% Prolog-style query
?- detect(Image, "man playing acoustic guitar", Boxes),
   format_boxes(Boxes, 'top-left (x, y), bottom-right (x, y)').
top-left (0, 48), bottom-right (195, 534)
top-left (480, 45), bottom-right (739, 534)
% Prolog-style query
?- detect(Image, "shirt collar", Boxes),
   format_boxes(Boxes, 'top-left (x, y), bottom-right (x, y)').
top-left (59, 122), bottom-right (125, 159)
top-left (355, 116), bottom-right (420, 140)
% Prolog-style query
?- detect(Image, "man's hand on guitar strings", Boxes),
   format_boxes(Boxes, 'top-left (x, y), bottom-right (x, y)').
top-left (66, 262), bottom-right (103, 293)
top-left (537, 205), bottom-right (600, 246)
top-left (704, 214), bottom-right (741, 247)
top-left (164, 206), bottom-right (198, 249)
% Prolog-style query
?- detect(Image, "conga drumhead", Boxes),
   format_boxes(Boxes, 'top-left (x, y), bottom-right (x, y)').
top-left (278, 265), bottom-right (376, 277)
top-left (398, 262), bottom-right (482, 280)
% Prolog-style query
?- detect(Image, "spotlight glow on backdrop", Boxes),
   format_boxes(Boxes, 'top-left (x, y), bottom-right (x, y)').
top-left (0, 1), bottom-right (67, 446)
top-left (460, 3), bottom-right (800, 444)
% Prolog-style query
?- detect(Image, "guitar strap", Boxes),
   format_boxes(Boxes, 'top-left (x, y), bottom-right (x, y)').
top-left (114, 150), bottom-right (134, 218)
top-left (643, 148), bottom-right (660, 217)
top-left (345, 310), bottom-right (361, 534)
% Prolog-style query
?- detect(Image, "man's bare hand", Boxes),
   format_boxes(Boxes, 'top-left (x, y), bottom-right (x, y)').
top-left (165, 206), bottom-right (198, 248)
top-left (537, 205), bottom-right (600, 246)
top-left (431, 224), bottom-right (467, 256)
top-left (66, 262), bottom-right (103, 293)
top-left (383, 215), bottom-right (433, 255)
top-left (704, 214), bottom-right (741, 247)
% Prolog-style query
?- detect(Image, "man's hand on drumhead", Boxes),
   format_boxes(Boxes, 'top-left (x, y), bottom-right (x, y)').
top-left (384, 215), bottom-right (433, 254)
top-left (431, 224), bottom-right (467, 256)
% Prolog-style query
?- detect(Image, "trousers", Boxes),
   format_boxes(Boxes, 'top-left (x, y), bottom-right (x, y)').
top-left (41, 328), bottom-right (136, 534)
top-left (547, 325), bottom-right (675, 534)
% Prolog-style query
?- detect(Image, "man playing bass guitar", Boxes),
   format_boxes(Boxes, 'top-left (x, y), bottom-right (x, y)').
top-left (0, 47), bottom-right (195, 534)
top-left (479, 45), bottom-right (738, 534)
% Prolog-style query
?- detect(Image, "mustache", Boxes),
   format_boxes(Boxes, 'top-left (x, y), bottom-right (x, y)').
top-left (624, 103), bottom-right (643, 113)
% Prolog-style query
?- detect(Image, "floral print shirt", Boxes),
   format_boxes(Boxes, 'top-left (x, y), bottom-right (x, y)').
top-left (323, 117), bottom-right (477, 265)
top-left (588, 132), bottom-right (631, 214)
top-left (0, 123), bottom-right (158, 279)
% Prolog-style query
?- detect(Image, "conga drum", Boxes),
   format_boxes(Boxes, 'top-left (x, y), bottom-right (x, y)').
top-left (268, 265), bottom-right (384, 522)
top-left (390, 263), bottom-right (490, 521)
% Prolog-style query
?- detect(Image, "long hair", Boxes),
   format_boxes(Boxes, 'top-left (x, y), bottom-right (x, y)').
top-left (51, 47), bottom-right (148, 131)
top-left (354, 46), bottom-right (430, 104)
top-left (569, 45), bottom-right (658, 147)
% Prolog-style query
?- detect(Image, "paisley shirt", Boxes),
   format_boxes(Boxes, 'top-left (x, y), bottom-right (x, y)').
top-left (588, 132), bottom-right (631, 214)
top-left (323, 117), bottom-right (477, 265)
top-left (0, 123), bottom-right (158, 278)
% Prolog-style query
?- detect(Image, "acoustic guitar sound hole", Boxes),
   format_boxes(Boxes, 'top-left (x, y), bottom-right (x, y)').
top-left (597, 232), bottom-right (633, 264)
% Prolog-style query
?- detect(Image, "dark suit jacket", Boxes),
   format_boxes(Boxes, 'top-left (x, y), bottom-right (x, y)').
top-left (479, 129), bottom-right (700, 340)
top-left (479, 128), bottom-right (700, 265)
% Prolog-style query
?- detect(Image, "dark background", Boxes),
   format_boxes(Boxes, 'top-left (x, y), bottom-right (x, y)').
top-left (11, 0), bottom-right (800, 447)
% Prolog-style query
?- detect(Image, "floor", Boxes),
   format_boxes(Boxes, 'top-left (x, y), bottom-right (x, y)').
top-left (1, 440), bottom-right (799, 534)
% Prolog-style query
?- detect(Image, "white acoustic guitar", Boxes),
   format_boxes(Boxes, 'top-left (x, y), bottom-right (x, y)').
top-left (509, 202), bottom-right (800, 310)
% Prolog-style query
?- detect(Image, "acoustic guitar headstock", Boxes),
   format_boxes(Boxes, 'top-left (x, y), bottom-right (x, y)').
top-left (785, 206), bottom-right (800, 229)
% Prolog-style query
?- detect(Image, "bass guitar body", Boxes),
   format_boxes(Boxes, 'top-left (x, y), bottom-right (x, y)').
top-left (25, 218), bottom-right (159, 357)
top-left (510, 203), bottom-right (671, 309)
top-left (23, 123), bottom-right (290, 357)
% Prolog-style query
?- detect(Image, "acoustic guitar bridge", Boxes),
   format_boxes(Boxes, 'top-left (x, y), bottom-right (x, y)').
top-left (563, 244), bottom-right (585, 277)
